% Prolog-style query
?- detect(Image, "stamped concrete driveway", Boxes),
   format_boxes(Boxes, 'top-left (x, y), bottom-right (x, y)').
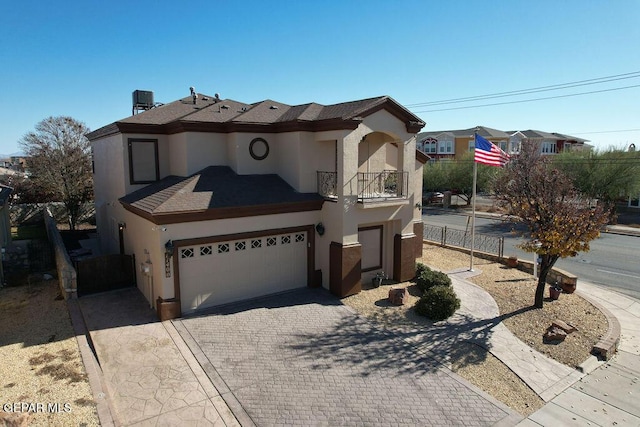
top-left (174, 288), bottom-right (521, 426)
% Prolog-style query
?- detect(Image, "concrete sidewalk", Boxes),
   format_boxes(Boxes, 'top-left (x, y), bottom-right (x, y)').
top-left (441, 270), bottom-right (640, 425)
top-left (518, 281), bottom-right (640, 426)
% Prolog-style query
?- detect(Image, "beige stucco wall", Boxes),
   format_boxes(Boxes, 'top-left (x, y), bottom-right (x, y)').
top-left (168, 133), bottom-right (188, 176)
top-left (120, 209), bottom-right (163, 305)
top-left (414, 158), bottom-right (424, 221)
top-left (276, 132), bottom-right (302, 191)
top-left (185, 132), bottom-right (228, 174)
top-left (92, 133), bottom-right (127, 254)
top-left (231, 133), bottom-right (278, 175)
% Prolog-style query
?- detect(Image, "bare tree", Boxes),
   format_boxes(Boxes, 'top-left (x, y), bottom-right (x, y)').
top-left (20, 116), bottom-right (93, 230)
top-left (493, 142), bottom-right (609, 308)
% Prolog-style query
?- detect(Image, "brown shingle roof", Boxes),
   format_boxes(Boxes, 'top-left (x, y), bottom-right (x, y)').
top-left (87, 95), bottom-right (425, 140)
top-left (119, 166), bottom-right (324, 218)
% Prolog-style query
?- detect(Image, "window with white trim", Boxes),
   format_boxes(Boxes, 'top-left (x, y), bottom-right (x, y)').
top-left (419, 138), bottom-right (437, 154)
top-left (542, 141), bottom-right (557, 154)
top-left (437, 138), bottom-right (454, 154)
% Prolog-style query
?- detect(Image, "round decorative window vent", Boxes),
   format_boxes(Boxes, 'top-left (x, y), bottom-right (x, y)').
top-left (249, 137), bottom-right (269, 160)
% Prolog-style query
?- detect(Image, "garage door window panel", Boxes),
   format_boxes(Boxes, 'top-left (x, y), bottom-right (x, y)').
top-left (181, 248), bottom-right (194, 259)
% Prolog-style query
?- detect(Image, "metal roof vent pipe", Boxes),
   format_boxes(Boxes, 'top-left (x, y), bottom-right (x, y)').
top-left (190, 86), bottom-right (198, 104)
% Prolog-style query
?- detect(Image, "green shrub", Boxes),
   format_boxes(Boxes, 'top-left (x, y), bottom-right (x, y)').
top-left (416, 269), bottom-right (452, 293)
top-left (415, 262), bottom-right (430, 278)
top-left (414, 285), bottom-right (461, 321)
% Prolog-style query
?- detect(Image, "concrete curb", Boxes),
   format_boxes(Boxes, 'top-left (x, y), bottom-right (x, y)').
top-left (576, 289), bottom-right (621, 361)
top-left (66, 299), bottom-right (117, 427)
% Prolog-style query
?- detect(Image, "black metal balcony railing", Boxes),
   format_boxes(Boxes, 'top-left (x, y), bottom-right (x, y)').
top-left (358, 170), bottom-right (408, 200)
top-left (317, 170), bottom-right (409, 200)
top-left (317, 171), bottom-right (337, 198)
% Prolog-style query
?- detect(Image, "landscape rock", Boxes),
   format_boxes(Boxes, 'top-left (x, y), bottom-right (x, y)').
top-left (544, 326), bottom-right (568, 343)
top-left (552, 319), bottom-right (577, 334)
top-left (388, 288), bottom-right (408, 306)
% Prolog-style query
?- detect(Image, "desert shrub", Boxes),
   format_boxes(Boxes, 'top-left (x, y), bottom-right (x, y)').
top-left (415, 262), bottom-right (430, 278)
top-left (414, 285), bottom-right (461, 321)
top-left (416, 269), bottom-right (452, 293)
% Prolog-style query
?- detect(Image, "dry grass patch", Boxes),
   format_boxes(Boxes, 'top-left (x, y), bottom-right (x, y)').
top-left (0, 275), bottom-right (99, 426)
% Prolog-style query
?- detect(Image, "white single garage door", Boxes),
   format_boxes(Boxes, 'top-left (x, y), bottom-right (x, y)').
top-left (178, 231), bottom-right (308, 313)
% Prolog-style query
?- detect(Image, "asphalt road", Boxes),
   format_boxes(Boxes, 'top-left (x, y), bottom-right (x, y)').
top-left (422, 210), bottom-right (640, 300)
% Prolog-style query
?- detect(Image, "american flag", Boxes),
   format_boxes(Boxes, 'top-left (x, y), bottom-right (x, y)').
top-left (474, 134), bottom-right (510, 167)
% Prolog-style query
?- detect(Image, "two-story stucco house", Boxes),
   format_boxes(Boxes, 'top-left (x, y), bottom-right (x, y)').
top-left (417, 127), bottom-right (588, 160)
top-left (87, 92), bottom-right (427, 318)
top-left (417, 126), bottom-right (510, 160)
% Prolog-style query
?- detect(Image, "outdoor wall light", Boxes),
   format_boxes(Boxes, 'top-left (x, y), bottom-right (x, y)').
top-left (315, 222), bottom-right (325, 236)
top-left (415, 203), bottom-right (422, 210)
top-left (164, 240), bottom-right (174, 257)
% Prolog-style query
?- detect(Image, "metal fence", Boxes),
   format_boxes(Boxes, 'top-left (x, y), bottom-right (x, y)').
top-left (423, 224), bottom-right (504, 258)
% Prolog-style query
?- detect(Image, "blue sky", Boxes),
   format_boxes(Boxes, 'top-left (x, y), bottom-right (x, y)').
top-left (1, 1), bottom-right (639, 155)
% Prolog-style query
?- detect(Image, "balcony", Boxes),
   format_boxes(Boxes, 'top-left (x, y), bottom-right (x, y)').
top-left (358, 170), bottom-right (408, 201)
top-left (317, 171), bottom-right (337, 199)
top-left (317, 170), bottom-right (409, 202)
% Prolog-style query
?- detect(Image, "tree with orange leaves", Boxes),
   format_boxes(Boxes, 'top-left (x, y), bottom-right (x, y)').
top-left (493, 142), bottom-right (609, 308)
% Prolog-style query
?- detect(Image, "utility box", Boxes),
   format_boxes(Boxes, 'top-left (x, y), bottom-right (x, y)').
top-left (132, 90), bottom-right (154, 113)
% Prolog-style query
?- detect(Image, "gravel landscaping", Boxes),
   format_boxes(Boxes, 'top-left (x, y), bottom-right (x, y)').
top-left (0, 275), bottom-right (99, 426)
top-left (343, 243), bottom-right (609, 417)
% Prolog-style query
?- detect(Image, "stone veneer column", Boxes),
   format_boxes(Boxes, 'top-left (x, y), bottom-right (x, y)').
top-left (329, 241), bottom-right (362, 297)
top-left (393, 234), bottom-right (416, 282)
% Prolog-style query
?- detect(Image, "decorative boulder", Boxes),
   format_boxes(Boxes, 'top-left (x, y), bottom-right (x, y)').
top-left (544, 326), bottom-right (568, 343)
top-left (552, 319), bottom-right (577, 334)
top-left (388, 288), bottom-right (409, 306)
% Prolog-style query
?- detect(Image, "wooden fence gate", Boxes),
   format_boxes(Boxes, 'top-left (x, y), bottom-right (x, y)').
top-left (76, 254), bottom-right (135, 297)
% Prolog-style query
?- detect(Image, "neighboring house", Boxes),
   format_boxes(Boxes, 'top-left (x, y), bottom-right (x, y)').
top-left (87, 93), bottom-right (427, 318)
top-left (417, 127), bottom-right (587, 160)
top-left (417, 126), bottom-right (509, 160)
top-left (507, 130), bottom-right (588, 155)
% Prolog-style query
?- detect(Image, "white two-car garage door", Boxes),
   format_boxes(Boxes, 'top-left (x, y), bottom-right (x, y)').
top-left (178, 230), bottom-right (308, 313)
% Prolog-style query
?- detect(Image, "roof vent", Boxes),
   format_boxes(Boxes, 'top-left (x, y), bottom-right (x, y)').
top-left (214, 93), bottom-right (221, 102)
top-left (190, 86), bottom-right (198, 104)
top-left (132, 90), bottom-right (154, 115)
top-left (270, 105), bottom-right (279, 110)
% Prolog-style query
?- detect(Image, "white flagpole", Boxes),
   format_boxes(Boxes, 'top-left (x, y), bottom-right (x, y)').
top-left (470, 139), bottom-right (478, 271)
